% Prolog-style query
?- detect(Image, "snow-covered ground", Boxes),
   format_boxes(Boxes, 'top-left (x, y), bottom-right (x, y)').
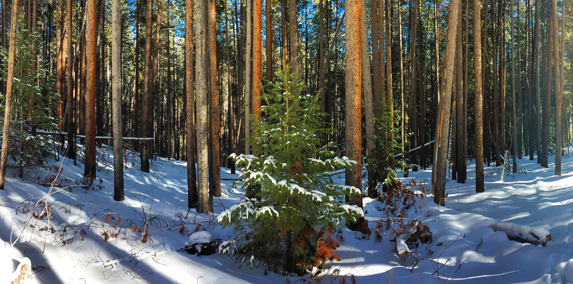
top-left (1, 145), bottom-right (573, 283)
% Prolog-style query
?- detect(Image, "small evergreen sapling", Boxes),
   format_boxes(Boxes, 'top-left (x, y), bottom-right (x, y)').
top-left (218, 69), bottom-right (363, 275)
top-left (0, 14), bottom-right (58, 176)
top-left (366, 106), bottom-right (409, 195)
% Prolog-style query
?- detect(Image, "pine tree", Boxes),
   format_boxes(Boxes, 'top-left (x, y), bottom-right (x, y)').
top-left (219, 69), bottom-right (363, 275)
top-left (0, 15), bottom-right (58, 178)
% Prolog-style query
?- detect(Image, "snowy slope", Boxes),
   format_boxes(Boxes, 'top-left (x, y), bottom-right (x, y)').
top-left (0, 144), bottom-right (573, 283)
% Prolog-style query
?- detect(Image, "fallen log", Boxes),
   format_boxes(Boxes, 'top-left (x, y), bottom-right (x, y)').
top-left (489, 222), bottom-right (551, 247)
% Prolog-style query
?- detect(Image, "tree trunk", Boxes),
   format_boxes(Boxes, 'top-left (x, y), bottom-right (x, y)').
top-left (84, 0), bottom-right (97, 178)
top-left (66, 0), bottom-right (75, 159)
top-left (511, 2), bottom-right (518, 173)
top-left (534, 0), bottom-right (541, 164)
top-left (432, 0), bottom-right (460, 206)
top-left (186, 0), bottom-right (197, 208)
top-left (245, 0), bottom-right (252, 155)
top-left (112, 0), bottom-right (124, 200)
top-left (266, 0), bottom-right (272, 84)
top-left (553, 0), bottom-right (561, 175)
top-left (386, 0), bottom-right (393, 154)
top-left (362, 0), bottom-right (375, 197)
top-left (371, 0), bottom-right (381, 119)
top-left (345, 0), bottom-right (363, 228)
top-left (289, 0), bottom-right (297, 71)
top-left (0, 0), bottom-right (19, 189)
top-left (409, 0), bottom-right (418, 170)
top-left (196, 0), bottom-right (211, 214)
top-left (140, 0), bottom-right (153, 172)
top-left (474, 0), bottom-right (484, 192)
top-left (318, 0), bottom-right (326, 143)
top-left (400, 0), bottom-right (406, 158)
top-left (455, 11), bottom-right (464, 183)
top-left (541, 0), bottom-right (553, 168)
top-left (252, 0), bottom-right (262, 142)
top-left (227, 13), bottom-right (235, 174)
top-left (208, 0), bottom-right (221, 197)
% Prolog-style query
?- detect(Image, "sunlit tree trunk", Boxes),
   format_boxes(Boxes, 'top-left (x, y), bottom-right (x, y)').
top-left (345, 0), bottom-right (363, 228)
top-left (85, 0), bottom-right (97, 178)
top-left (0, 0), bottom-right (19, 189)
top-left (432, 0), bottom-right (460, 206)
top-left (208, 0), bottom-right (221, 198)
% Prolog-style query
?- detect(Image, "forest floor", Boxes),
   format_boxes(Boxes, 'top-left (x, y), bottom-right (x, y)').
top-left (1, 144), bottom-right (573, 283)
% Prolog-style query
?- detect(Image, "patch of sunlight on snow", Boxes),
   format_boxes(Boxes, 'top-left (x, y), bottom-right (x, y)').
top-left (447, 270), bottom-right (519, 281)
top-left (503, 212), bottom-right (531, 222)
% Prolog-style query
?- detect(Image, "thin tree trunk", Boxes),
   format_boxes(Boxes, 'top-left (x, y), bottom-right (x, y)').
top-left (371, 0), bottom-right (381, 119)
top-left (534, 0), bottom-right (541, 163)
top-left (112, 0), bottom-right (124, 200)
top-left (66, 0), bottom-right (75, 159)
top-left (541, 0), bottom-right (553, 168)
top-left (245, 0), bottom-right (252, 155)
top-left (401, 0), bottom-right (406, 158)
top-left (361, 0), bottom-right (375, 196)
top-left (432, 0), bottom-right (460, 205)
top-left (553, 0), bottom-right (562, 174)
top-left (186, 0), bottom-right (197, 208)
top-left (511, 2), bottom-right (518, 173)
top-left (386, 0), bottom-right (393, 147)
top-left (455, 11), bottom-right (464, 183)
top-left (0, 0), bottom-right (19, 189)
top-left (266, 0), bottom-right (272, 83)
top-left (252, 0), bottom-right (262, 143)
top-left (409, 0), bottom-right (418, 170)
top-left (318, 0), bottom-right (326, 143)
top-left (289, 0), bottom-right (297, 71)
top-left (227, 13), bottom-right (235, 174)
top-left (474, 0), bottom-right (484, 192)
top-left (84, 0), bottom-right (97, 178)
top-left (196, 0), bottom-right (211, 214)
top-left (141, 0), bottom-right (153, 172)
top-left (208, 0), bottom-right (221, 197)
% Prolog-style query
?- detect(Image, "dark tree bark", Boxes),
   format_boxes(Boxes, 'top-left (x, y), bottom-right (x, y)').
top-left (112, 0), bottom-right (124, 200)
top-left (66, 0), bottom-right (75, 159)
top-left (511, 2), bottom-right (518, 173)
top-left (541, 0), bottom-right (553, 168)
top-left (140, 0), bottom-right (153, 172)
top-left (553, 0), bottom-right (562, 175)
top-left (186, 0), bottom-right (198, 208)
top-left (196, 0), bottom-right (211, 214)
top-left (474, 0), bottom-right (484, 192)
top-left (245, 0), bottom-right (252, 155)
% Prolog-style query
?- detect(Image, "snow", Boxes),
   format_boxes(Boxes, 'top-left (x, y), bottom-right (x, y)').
top-left (188, 231), bottom-right (212, 245)
top-left (2, 143), bottom-right (573, 283)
